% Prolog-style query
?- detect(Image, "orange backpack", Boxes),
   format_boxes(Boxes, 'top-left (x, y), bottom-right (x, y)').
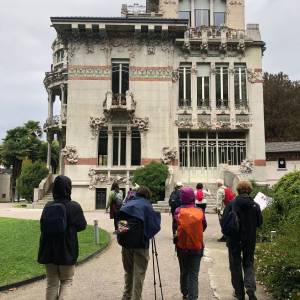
top-left (177, 207), bottom-right (204, 250)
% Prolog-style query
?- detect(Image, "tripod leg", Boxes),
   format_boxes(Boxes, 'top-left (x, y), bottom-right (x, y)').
top-left (152, 239), bottom-right (157, 300)
top-left (153, 238), bottom-right (164, 300)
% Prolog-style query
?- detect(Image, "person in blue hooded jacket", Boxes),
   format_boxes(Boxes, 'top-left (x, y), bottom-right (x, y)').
top-left (118, 186), bottom-right (161, 300)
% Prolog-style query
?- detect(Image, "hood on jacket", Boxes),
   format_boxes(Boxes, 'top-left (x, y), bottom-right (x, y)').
top-left (52, 175), bottom-right (72, 201)
top-left (180, 187), bottom-right (195, 205)
top-left (235, 194), bottom-right (254, 210)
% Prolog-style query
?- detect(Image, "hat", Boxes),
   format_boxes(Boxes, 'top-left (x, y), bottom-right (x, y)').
top-left (180, 187), bottom-right (195, 205)
top-left (132, 183), bottom-right (139, 191)
top-left (176, 182), bottom-right (183, 187)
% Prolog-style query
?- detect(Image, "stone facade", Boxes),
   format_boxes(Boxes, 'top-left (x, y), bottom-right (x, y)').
top-left (44, 0), bottom-right (266, 210)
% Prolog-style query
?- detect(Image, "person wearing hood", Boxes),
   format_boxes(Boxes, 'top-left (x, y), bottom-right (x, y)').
top-left (38, 175), bottom-right (87, 300)
top-left (118, 186), bottom-right (161, 300)
top-left (222, 181), bottom-right (263, 300)
top-left (173, 187), bottom-right (207, 300)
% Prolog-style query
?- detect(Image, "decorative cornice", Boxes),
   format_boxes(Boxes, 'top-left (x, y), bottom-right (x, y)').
top-left (89, 116), bottom-right (109, 138)
top-left (129, 66), bottom-right (173, 81)
top-left (69, 65), bottom-right (111, 81)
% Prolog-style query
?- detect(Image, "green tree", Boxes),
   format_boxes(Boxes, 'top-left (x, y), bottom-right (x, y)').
top-left (1, 121), bottom-right (43, 200)
top-left (16, 161), bottom-right (48, 202)
top-left (264, 72), bottom-right (300, 141)
top-left (133, 162), bottom-right (169, 203)
top-left (37, 141), bottom-right (60, 174)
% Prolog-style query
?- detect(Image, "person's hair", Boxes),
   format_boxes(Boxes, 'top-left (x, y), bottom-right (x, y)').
top-left (196, 183), bottom-right (203, 189)
top-left (236, 181), bottom-right (253, 195)
top-left (136, 186), bottom-right (151, 200)
top-left (111, 181), bottom-right (119, 191)
top-left (216, 179), bottom-right (224, 186)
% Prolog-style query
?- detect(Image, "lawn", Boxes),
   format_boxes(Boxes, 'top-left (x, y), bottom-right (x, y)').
top-left (0, 217), bottom-right (110, 287)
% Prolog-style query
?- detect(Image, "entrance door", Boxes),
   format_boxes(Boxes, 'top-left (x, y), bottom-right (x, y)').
top-left (96, 188), bottom-right (107, 210)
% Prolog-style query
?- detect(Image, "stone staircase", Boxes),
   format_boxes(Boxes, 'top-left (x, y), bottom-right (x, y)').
top-left (153, 182), bottom-right (218, 214)
top-left (31, 192), bottom-right (53, 209)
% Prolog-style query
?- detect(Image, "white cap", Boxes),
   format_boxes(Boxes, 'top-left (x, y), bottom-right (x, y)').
top-left (216, 179), bottom-right (224, 186)
top-left (176, 182), bottom-right (183, 187)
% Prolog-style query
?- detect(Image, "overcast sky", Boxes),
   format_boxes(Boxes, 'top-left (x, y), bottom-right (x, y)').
top-left (0, 0), bottom-right (299, 140)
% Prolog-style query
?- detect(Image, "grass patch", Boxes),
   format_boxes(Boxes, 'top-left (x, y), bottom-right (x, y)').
top-left (0, 217), bottom-right (110, 287)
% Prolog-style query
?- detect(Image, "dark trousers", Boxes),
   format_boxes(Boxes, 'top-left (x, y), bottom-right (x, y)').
top-left (114, 211), bottom-right (120, 231)
top-left (177, 252), bottom-right (203, 300)
top-left (228, 246), bottom-right (256, 298)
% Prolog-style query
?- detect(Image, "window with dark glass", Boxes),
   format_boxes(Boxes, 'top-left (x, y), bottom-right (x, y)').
top-left (214, 12), bottom-right (225, 26)
top-left (234, 65), bottom-right (247, 107)
top-left (112, 61), bottom-right (129, 103)
top-left (98, 130), bottom-right (108, 166)
top-left (178, 11), bottom-right (191, 26)
top-left (179, 65), bottom-right (192, 107)
top-left (113, 129), bottom-right (126, 166)
top-left (195, 9), bottom-right (210, 27)
top-left (216, 66), bottom-right (229, 107)
top-left (197, 64), bottom-right (210, 107)
top-left (131, 131), bottom-right (141, 166)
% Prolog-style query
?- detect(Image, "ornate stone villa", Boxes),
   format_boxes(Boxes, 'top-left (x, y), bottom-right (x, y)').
top-left (43, 0), bottom-right (266, 210)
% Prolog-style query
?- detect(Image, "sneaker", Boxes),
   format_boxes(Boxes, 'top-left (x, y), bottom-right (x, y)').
top-left (246, 290), bottom-right (257, 300)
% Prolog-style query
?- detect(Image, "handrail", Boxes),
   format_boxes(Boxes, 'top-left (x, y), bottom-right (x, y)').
top-left (33, 173), bottom-right (53, 202)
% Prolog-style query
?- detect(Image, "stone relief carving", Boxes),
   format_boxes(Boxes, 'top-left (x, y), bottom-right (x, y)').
top-left (61, 146), bottom-right (79, 164)
top-left (240, 159), bottom-right (253, 174)
top-left (172, 69), bottom-right (180, 82)
top-left (147, 45), bottom-right (156, 55)
top-left (89, 116), bottom-right (108, 137)
top-left (131, 117), bottom-right (150, 131)
top-left (247, 69), bottom-right (263, 83)
top-left (88, 169), bottom-right (108, 190)
top-left (161, 147), bottom-right (177, 165)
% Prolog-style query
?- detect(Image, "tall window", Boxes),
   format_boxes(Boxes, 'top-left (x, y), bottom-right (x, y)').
top-left (216, 66), bottom-right (229, 108)
top-left (131, 130), bottom-right (141, 166)
top-left (197, 64), bottom-right (210, 107)
top-left (179, 65), bottom-right (192, 107)
top-left (195, 9), bottom-right (210, 27)
top-left (214, 12), bottom-right (225, 26)
top-left (112, 61), bottom-right (129, 103)
top-left (234, 65), bottom-right (247, 107)
top-left (98, 130), bottom-right (108, 166)
top-left (113, 129), bottom-right (126, 166)
top-left (179, 11), bottom-right (191, 26)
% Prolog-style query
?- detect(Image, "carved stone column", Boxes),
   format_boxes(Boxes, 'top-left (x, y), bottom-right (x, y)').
top-left (60, 84), bottom-right (67, 119)
top-left (210, 0), bottom-right (214, 26)
top-left (107, 125), bottom-right (113, 168)
top-left (229, 62), bottom-right (236, 124)
top-left (47, 135), bottom-right (53, 172)
top-left (210, 62), bottom-right (217, 125)
top-left (191, 0), bottom-right (195, 28)
top-left (126, 126), bottom-right (132, 169)
top-left (191, 63), bottom-right (197, 121)
top-left (48, 89), bottom-right (54, 120)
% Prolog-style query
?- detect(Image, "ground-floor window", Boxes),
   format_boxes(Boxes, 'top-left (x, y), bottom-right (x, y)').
top-left (179, 131), bottom-right (246, 167)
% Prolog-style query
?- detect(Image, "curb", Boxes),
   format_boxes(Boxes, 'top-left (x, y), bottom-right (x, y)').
top-left (0, 232), bottom-right (111, 292)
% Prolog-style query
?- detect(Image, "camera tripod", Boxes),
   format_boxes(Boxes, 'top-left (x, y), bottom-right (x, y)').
top-left (151, 237), bottom-right (164, 300)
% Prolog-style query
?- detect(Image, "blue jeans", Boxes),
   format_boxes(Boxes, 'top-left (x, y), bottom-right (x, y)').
top-left (177, 251), bottom-right (203, 300)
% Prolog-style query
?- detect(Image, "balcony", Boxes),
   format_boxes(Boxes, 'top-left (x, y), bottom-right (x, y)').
top-left (44, 70), bottom-right (68, 89)
top-left (43, 115), bottom-right (66, 132)
top-left (103, 91), bottom-right (136, 114)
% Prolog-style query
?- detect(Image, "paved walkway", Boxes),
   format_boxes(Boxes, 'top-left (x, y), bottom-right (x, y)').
top-left (0, 204), bottom-right (273, 300)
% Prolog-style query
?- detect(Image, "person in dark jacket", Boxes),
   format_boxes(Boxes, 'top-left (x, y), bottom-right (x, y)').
top-left (222, 181), bottom-right (263, 300)
top-left (169, 182), bottom-right (183, 235)
top-left (38, 175), bottom-right (87, 300)
top-left (119, 186), bottom-right (161, 300)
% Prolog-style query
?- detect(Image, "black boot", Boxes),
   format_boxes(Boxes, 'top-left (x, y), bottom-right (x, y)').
top-left (246, 290), bottom-right (257, 300)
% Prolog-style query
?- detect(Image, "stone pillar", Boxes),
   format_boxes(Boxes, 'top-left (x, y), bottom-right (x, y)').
top-left (210, 0), bottom-right (214, 26)
top-left (229, 62), bottom-right (236, 124)
top-left (210, 62), bottom-right (217, 125)
top-left (60, 84), bottom-right (67, 119)
top-left (48, 89), bottom-right (54, 120)
top-left (191, 0), bottom-right (195, 28)
top-left (126, 126), bottom-right (132, 168)
top-left (107, 125), bottom-right (113, 168)
top-left (191, 63), bottom-right (197, 121)
top-left (47, 135), bottom-right (53, 172)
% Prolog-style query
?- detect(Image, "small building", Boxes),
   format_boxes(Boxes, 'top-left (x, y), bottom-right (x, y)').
top-left (266, 142), bottom-right (300, 185)
top-left (0, 166), bottom-right (11, 202)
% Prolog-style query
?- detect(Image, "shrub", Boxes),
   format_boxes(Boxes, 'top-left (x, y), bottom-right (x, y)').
top-left (133, 162), bottom-right (169, 203)
top-left (16, 161), bottom-right (48, 202)
top-left (273, 171), bottom-right (300, 196)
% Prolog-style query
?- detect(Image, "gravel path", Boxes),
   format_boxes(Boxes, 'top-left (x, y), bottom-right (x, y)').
top-left (0, 204), bottom-right (273, 300)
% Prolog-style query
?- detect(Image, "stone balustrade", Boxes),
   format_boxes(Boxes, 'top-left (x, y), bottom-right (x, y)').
top-left (103, 90), bottom-right (136, 113)
top-left (43, 115), bottom-right (66, 132)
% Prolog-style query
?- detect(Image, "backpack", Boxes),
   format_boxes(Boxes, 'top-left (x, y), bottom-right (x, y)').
top-left (224, 187), bottom-right (235, 206)
top-left (195, 190), bottom-right (204, 202)
top-left (114, 191), bottom-right (123, 207)
top-left (169, 190), bottom-right (181, 212)
top-left (117, 215), bottom-right (145, 249)
top-left (177, 207), bottom-right (204, 250)
top-left (41, 202), bottom-right (67, 235)
top-left (221, 204), bottom-right (240, 237)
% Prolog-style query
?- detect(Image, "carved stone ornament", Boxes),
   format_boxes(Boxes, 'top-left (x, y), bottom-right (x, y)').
top-left (147, 45), bottom-right (156, 55)
top-left (131, 117), bottom-right (149, 131)
top-left (161, 147), bottom-right (177, 165)
top-left (89, 116), bottom-right (108, 137)
top-left (175, 119), bottom-right (193, 129)
top-left (88, 168), bottom-right (108, 190)
top-left (240, 159), bottom-right (253, 174)
top-left (172, 69), bottom-right (180, 82)
top-left (61, 146), bottom-right (79, 164)
top-left (247, 69), bottom-right (263, 84)
top-left (235, 122), bottom-right (252, 129)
